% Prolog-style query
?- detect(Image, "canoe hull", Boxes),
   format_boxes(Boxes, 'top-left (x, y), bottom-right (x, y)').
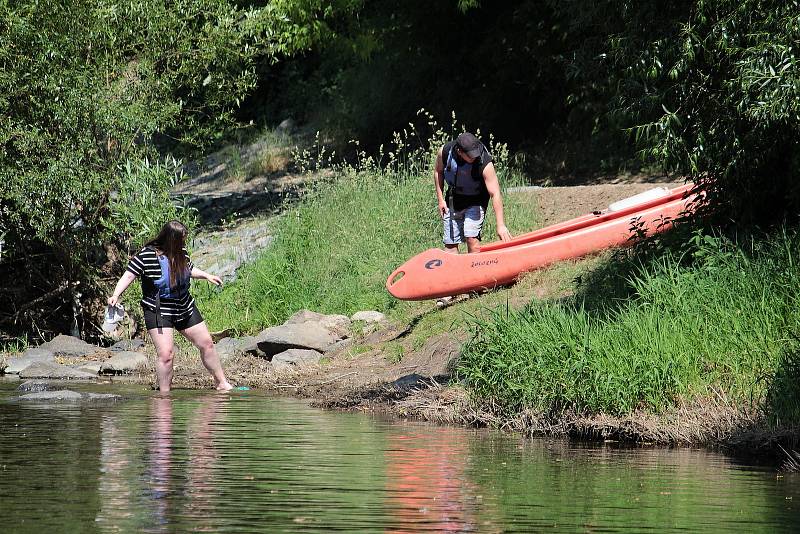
top-left (386, 184), bottom-right (700, 300)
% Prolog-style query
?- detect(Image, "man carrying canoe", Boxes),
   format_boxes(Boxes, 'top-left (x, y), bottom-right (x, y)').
top-left (433, 132), bottom-right (512, 305)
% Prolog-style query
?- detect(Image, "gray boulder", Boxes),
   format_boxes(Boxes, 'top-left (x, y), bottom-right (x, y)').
top-left (18, 390), bottom-right (121, 402)
top-left (285, 309), bottom-right (326, 324)
top-left (285, 309), bottom-right (351, 338)
top-left (76, 362), bottom-right (103, 374)
top-left (351, 311), bottom-right (387, 324)
top-left (316, 315), bottom-right (351, 338)
top-left (39, 335), bottom-right (103, 358)
top-left (255, 323), bottom-right (339, 357)
top-left (19, 390), bottom-right (83, 401)
top-left (19, 361), bottom-right (98, 380)
top-left (17, 380), bottom-right (62, 393)
top-left (327, 338), bottom-right (354, 355)
top-left (214, 337), bottom-right (243, 362)
top-left (110, 338), bottom-right (145, 352)
top-left (238, 335), bottom-right (266, 358)
top-left (272, 349), bottom-right (323, 369)
top-left (22, 347), bottom-right (55, 359)
top-left (4, 350), bottom-right (56, 375)
top-left (100, 351), bottom-right (148, 374)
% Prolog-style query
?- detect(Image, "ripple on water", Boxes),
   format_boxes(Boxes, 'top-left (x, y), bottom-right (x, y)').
top-left (0, 384), bottom-right (798, 532)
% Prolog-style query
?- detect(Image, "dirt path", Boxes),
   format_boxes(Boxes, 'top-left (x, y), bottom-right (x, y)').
top-left (529, 182), bottom-right (683, 227)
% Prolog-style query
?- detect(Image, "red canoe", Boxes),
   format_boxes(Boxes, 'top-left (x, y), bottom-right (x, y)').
top-left (386, 183), bottom-right (701, 300)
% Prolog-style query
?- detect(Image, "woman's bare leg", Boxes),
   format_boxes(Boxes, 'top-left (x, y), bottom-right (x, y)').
top-left (180, 321), bottom-right (233, 391)
top-left (148, 327), bottom-right (176, 392)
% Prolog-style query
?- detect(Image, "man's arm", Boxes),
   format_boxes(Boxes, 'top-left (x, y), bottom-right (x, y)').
top-left (482, 162), bottom-right (512, 241)
top-left (433, 148), bottom-right (448, 217)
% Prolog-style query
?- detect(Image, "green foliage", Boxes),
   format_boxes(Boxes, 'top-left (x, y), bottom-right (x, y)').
top-left (549, 0), bottom-right (800, 222)
top-left (257, 0), bottom-right (364, 56)
top-left (108, 157), bottom-right (197, 249)
top-left (0, 0), bottom-right (364, 339)
top-left (458, 226), bottom-right (800, 421)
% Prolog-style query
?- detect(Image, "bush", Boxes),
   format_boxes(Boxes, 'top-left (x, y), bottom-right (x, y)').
top-left (550, 0), bottom-right (800, 223)
top-left (0, 0), bottom-right (362, 343)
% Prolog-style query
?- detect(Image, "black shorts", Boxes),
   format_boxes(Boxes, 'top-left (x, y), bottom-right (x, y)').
top-left (143, 304), bottom-right (204, 331)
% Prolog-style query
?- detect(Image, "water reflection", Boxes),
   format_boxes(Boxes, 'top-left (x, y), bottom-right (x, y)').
top-left (147, 396), bottom-right (173, 530)
top-left (183, 394), bottom-right (226, 531)
top-left (1, 384), bottom-right (798, 533)
top-left (97, 412), bottom-right (135, 529)
top-left (385, 426), bottom-right (492, 532)
top-left (97, 394), bottom-right (229, 532)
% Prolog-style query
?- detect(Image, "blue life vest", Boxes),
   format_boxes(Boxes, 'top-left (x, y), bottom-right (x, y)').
top-left (154, 252), bottom-right (189, 300)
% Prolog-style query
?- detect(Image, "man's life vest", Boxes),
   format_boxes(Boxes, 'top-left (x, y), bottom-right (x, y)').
top-left (443, 147), bottom-right (486, 198)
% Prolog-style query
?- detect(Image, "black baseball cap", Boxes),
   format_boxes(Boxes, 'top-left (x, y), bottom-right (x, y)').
top-left (456, 132), bottom-right (483, 159)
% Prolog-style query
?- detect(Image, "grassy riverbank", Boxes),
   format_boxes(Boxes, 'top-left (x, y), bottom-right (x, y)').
top-left (195, 131), bottom-right (538, 332)
top-left (193, 127), bottom-right (800, 443)
top-left (458, 228), bottom-right (800, 428)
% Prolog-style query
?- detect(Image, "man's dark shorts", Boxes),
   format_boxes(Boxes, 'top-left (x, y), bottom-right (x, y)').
top-left (143, 304), bottom-right (204, 331)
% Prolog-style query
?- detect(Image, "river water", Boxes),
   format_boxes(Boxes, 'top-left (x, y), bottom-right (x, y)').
top-left (1, 382), bottom-right (798, 533)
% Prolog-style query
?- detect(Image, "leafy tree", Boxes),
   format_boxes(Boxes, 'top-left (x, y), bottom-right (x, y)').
top-left (0, 0), bottom-right (362, 341)
top-left (547, 0), bottom-right (800, 223)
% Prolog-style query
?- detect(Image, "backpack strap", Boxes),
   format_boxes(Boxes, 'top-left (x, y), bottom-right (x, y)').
top-left (445, 147), bottom-right (457, 241)
top-left (145, 245), bottom-right (163, 334)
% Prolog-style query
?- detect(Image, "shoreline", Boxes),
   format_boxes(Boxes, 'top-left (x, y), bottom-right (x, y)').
top-left (148, 341), bottom-right (800, 460)
top-left (3, 332), bottom-right (797, 468)
top-left (6, 176), bottom-right (799, 467)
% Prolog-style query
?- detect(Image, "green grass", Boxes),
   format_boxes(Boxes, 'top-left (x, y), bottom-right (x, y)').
top-left (194, 130), bottom-right (539, 334)
top-left (458, 228), bottom-right (800, 421)
top-left (0, 334), bottom-right (30, 354)
top-left (192, 121), bottom-right (800, 427)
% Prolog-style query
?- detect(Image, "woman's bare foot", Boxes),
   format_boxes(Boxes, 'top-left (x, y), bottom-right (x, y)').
top-left (215, 381), bottom-right (234, 392)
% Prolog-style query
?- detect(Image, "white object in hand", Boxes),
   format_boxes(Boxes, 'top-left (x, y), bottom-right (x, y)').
top-left (102, 304), bottom-right (125, 332)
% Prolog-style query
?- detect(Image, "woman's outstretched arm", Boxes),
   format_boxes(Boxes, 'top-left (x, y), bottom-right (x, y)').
top-left (108, 271), bottom-right (137, 306)
top-left (191, 267), bottom-right (222, 286)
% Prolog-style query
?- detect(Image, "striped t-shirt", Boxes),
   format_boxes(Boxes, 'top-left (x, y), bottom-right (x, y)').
top-left (126, 247), bottom-right (195, 317)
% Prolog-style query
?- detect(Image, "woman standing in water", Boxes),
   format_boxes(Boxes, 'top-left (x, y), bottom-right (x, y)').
top-left (108, 220), bottom-right (233, 392)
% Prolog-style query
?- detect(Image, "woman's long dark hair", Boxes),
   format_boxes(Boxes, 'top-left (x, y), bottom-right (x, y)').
top-left (145, 220), bottom-right (189, 288)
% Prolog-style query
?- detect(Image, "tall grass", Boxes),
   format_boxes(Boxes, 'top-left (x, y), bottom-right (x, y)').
top-left (195, 112), bottom-right (539, 332)
top-left (458, 228), bottom-right (800, 421)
